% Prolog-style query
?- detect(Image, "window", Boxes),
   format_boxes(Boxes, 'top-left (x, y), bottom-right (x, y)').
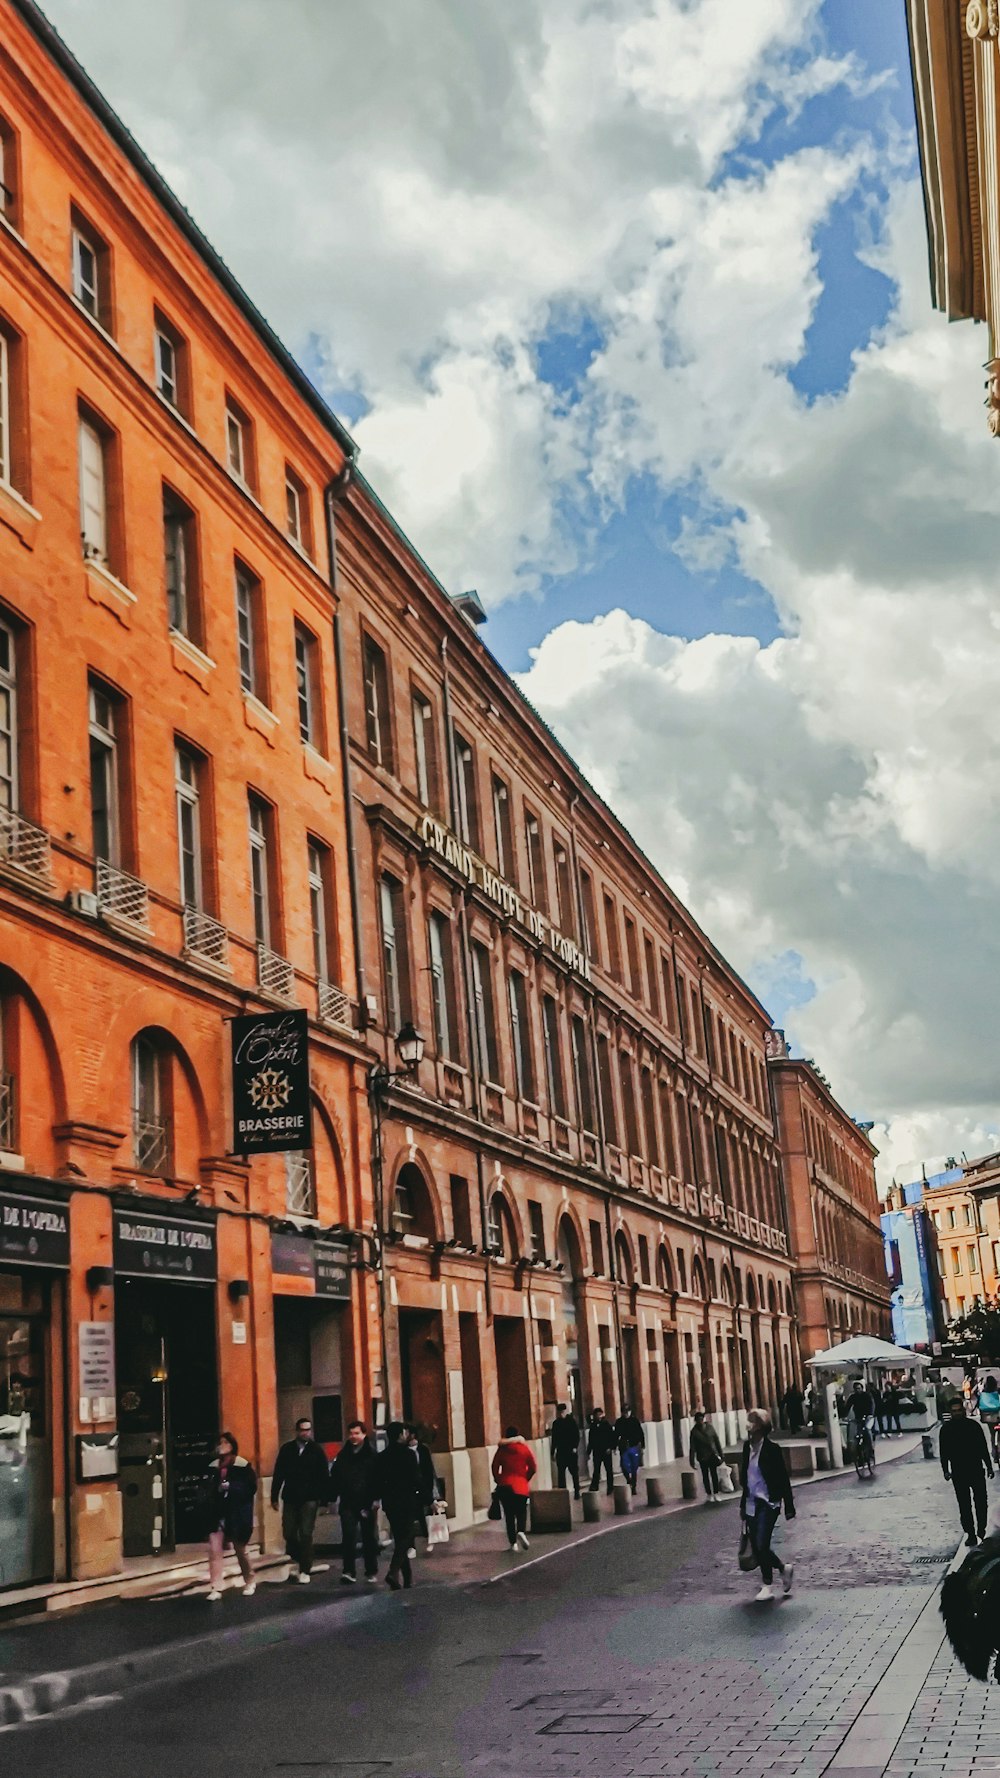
top-left (131, 1035), bottom-right (169, 1174)
top-left (619, 1050), bottom-right (641, 1157)
top-left (285, 1151), bottom-right (317, 1218)
top-left (948, 1208), bottom-right (957, 1229)
top-left (294, 622), bottom-right (321, 748)
top-left (641, 1067), bottom-right (660, 1169)
top-left (589, 1219), bottom-right (605, 1275)
top-left (379, 874), bottom-right (407, 1033)
top-left (964, 1204), bottom-right (973, 1227)
top-left (455, 734), bottom-right (479, 847)
top-left (78, 413), bottom-right (108, 563)
top-left (937, 1251), bottom-right (945, 1277)
top-left (450, 1175), bottom-right (474, 1247)
top-left (970, 1246), bottom-right (979, 1274)
top-left (248, 794), bottom-right (275, 947)
top-left (163, 488), bottom-right (199, 640)
top-left (88, 680), bottom-right (119, 864)
top-left (542, 994), bottom-right (566, 1118)
top-left (470, 941), bottom-right (499, 1082)
top-left (603, 892), bottom-right (622, 980)
top-left (640, 935), bottom-right (658, 1019)
top-left (428, 910), bottom-right (455, 1061)
top-left (661, 955), bottom-right (676, 1030)
top-left (175, 744), bottom-right (203, 908)
top-left (638, 1235), bottom-right (651, 1286)
top-left (71, 212), bottom-right (109, 327)
top-left (0, 618), bottom-right (18, 812)
top-left (571, 1014), bottom-right (595, 1133)
top-left (508, 969), bottom-right (535, 1101)
top-left (225, 397), bottom-right (253, 487)
top-left (580, 868), bottom-right (598, 957)
top-left (235, 562), bottom-right (264, 700)
top-left (596, 1033), bottom-right (617, 1146)
top-left (624, 914), bottom-right (641, 998)
top-left (412, 692), bottom-right (435, 808)
top-left (0, 117), bottom-right (19, 229)
top-left (492, 775), bottom-right (513, 878)
top-left (153, 310), bottom-right (187, 415)
top-left (525, 811), bottom-right (546, 910)
top-left (528, 1200), bottom-right (545, 1261)
top-left (0, 332), bottom-right (9, 489)
top-left (953, 1248), bottom-right (962, 1275)
top-left (554, 842), bottom-right (574, 936)
top-left (363, 636), bottom-right (393, 769)
top-left (659, 1081), bottom-right (678, 1177)
top-left (285, 466), bottom-right (310, 553)
top-left (676, 1249), bottom-right (687, 1294)
top-left (488, 1193), bottom-right (512, 1260)
top-left (308, 839), bottom-right (333, 981)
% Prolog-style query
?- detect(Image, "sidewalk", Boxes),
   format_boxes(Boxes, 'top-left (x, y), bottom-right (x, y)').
top-left (0, 1428), bottom-right (926, 1731)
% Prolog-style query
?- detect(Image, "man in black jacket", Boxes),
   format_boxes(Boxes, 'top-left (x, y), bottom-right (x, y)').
top-left (550, 1403), bottom-right (582, 1498)
top-left (615, 1405), bottom-right (645, 1494)
top-left (940, 1399), bottom-right (995, 1547)
top-left (270, 1417), bottom-right (330, 1583)
top-left (586, 1407), bottom-right (617, 1495)
top-left (329, 1421), bottom-right (380, 1583)
top-left (376, 1421), bottom-right (421, 1590)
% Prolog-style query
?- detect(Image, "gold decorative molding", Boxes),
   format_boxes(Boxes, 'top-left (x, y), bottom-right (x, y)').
top-left (985, 357), bottom-right (1000, 434)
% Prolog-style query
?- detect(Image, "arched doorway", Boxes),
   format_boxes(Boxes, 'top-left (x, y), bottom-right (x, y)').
top-left (556, 1216), bottom-right (586, 1419)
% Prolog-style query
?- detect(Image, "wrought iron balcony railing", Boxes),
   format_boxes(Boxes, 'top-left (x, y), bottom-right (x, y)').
top-left (96, 859), bottom-right (149, 927)
top-left (183, 904), bottom-right (229, 969)
top-left (257, 943), bottom-right (294, 1001)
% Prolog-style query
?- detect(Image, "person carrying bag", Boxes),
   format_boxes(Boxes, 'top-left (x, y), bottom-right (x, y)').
top-left (738, 1408), bottom-right (795, 1602)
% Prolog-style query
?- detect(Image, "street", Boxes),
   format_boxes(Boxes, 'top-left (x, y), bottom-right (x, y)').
top-left (2, 1448), bottom-right (990, 1778)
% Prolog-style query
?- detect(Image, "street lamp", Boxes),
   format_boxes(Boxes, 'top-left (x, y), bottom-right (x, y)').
top-left (368, 1023), bottom-right (425, 1422)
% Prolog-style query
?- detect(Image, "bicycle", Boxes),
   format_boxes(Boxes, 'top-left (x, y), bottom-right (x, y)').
top-left (852, 1419), bottom-right (876, 1480)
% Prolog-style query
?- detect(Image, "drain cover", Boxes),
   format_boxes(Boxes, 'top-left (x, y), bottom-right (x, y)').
top-left (909, 1553), bottom-right (954, 1565)
top-left (540, 1713), bottom-right (649, 1736)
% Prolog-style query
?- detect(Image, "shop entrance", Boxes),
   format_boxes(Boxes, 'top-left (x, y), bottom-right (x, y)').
top-left (273, 1296), bottom-right (343, 1448)
top-left (398, 1308), bottom-right (448, 1451)
top-left (115, 1278), bottom-right (217, 1556)
top-left (0, 1271), bottom-right (53, 1588)
top-left (492, 1315), bottom-right (531, 1437)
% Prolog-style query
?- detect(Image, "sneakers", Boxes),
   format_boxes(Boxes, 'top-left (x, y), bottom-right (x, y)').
top-left (242, 1581), bottom-right (256, 1598)
top-left (754, 1583), bottom-right (776, 1602)
top-left (516, 1530), bottom-right (530, 1551)
top-left (508, 1540), bottom-right (517, 1551)
top-left (781, 1564), bottom-right (794, 1596)
top-left (297, 1570), bottom-right (312, 1583)
top-left (967, 1533), bottom-right (979, 1548)
top-left (206, 1588), bottom-right (222, 1602)
top-left (341, 1573), bottom-right (357, 1584)
top-left (386, 1572), bottom-right (402, 1590)
top-left (364, 1571), bottom-right (378, 1582)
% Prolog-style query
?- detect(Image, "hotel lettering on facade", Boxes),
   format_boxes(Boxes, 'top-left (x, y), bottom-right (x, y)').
top-left (0, 0), bottom-right (890, 1589)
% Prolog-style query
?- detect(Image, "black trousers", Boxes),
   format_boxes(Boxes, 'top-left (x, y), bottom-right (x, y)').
top-left (747, 1499), bottom-right (784, 1585)
top-left (281, 1500), bottom-right (319, 1575)
top-left (698, 1458), bottom-right (720, 1497)
top-left (952, 1471), bottom-right (988, 1538)
top-left (386, 1511), bottom-right (413, 1586)
top-left (555, 1451), bottom-right (580, 1495)
top-left (340, 1506), bottom-right (379, 1576)
top-left (497, 1485), bottom-right (528, 1544)
top-left (589, 1450), bottom-right (614, 1492)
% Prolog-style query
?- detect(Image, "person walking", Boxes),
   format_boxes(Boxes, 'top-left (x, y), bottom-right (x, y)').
top-left (615, 1405), bottom-right (645, 1495)
top-left (492, 1424), bottom-right (537, 1550)
top-left (869, 1381), bottom-right (886, 1438)
top-left (978, 1375), bottom-right (1000, 1463)
top-left (689, 1410), bottom-right (724, 1502)
top-left (782, 1383), bottom-right (805, 1435)
top-left (270, 1416), bottom-right (330, 1584)
top-left (550, 1403), bottom-right (582, 1498)
top-left (884, 1379), bottom-right (903, 1436)
top-left (203, 1431), bottom-right (257, 1601)
top-left (940, 1397), bottom-right (995, 1547)
top-left (408, 1425), bottom-right (439, 1552)
top-left (739, 1408), bottom-right (795, 1602)
top-left (329, 1420), bottom-right (380, 1584)
top-left (376, 1421), bottom-right (422, 1589)
top-left (586, 1407), bottom-right (617, 1495)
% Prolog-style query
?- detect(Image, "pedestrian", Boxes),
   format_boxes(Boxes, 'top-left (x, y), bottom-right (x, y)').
top-left (491, 1423), bottom-right (537, 1550)
top-left (550, 1403), bottom-right (582, 1498)
top-left (615, 1404), bottom-right (645, 1495)
top-left (782, 1383), bottom-right (805, 1435)
top-left (407, 1424), bottom-right (439, 1551)
top-left (329, 1420), bottom-right (380, 1584)
top-left (739, 1408), bottom-right (795, 1602)
top-left (884, 1379), bottom-right (903, 1436)
top-left (270, 1415), bottom-right (330, 1585)
top-left (586, 1407), bottom-right (616, 1495)
top-left (871, 1381), bottom-right (887, 1438)
top-left (689, 1410), bottom-right (724, 1503)
top-left (940, 1397), bottom-right (995, 1548)
top-left (376, 1420), bottom-right (422, 1590)
top-left (978, 1375), bottom-right (1000, 1463)
top-left (202, 1431), bottom-right (257, 1602)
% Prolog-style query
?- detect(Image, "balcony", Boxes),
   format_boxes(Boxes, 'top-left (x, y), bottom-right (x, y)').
top-left (0, 807), bottom-right (51, 881)
top-left (183, 905), bottom-right (229, 970)
top-left (317, 978), bottom-right (352, 1032)
top-left (96, 859), bottom-right (149, 928)
top-left (133, 1109), bottom-right (170, 1175)
top-left (0, 1071), bottom-right (16, 1151)
top-left (257, 943), bottom-right (294, 1001)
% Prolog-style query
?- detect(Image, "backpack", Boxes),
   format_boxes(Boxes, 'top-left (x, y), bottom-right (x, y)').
top-left (940, 1535), bottom-right (1000, 1681)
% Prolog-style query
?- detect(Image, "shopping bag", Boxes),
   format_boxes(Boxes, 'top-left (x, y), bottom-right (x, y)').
top-left (717, 1463), bottom-right (735, 1495)
top-left (488, 1489), bottom-right (502, 1521)
top-left (738, 1526), bottom-right (758, 1572)
top-left (427, 1508), bottom-right (450, 1547)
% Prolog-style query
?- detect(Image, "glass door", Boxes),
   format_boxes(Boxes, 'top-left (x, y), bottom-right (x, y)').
top-left (0, 1294), bottom-right (52, 1588)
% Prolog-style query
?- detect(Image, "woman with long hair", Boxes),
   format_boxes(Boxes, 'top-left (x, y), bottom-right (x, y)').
top-left (203, 1430), bottom-right (257, 1601)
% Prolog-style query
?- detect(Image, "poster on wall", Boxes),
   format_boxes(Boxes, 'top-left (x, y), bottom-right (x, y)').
top-left (231, 1008), bottom-right (312, 1156)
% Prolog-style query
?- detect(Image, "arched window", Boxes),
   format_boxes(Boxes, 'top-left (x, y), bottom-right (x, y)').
top-left (392, 1162), bottom-right (436, 1241)
top-left (767, 1280), bottom-right (778, 1315)
top-left (556, 1216), bottom-right (583, 1280)
top-left (691, 1256), bottom-right (707, 1300)
top-left (614, 1230), bottom-right (634, 1288)
top-left (657, 1243), bottom-right (673, 1292)
top-left (720, 1266), bottom-right (734, 1305)
top-left (131, 1032), bottom-right (170, 1174)
top-left (487, 1191), bottom-right (517, 1261)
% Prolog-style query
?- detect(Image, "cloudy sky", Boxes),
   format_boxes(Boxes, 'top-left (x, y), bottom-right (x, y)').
top-left (42, 0), bottom-right (1000, 1182)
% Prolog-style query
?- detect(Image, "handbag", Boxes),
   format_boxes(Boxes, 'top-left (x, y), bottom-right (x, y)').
top-left (738, 1526), bottom-right (759, 1572)
top-left (427, 1508), bottom-right (450, 1547)
top-left (488, 1488), bottom-right (502, 1522)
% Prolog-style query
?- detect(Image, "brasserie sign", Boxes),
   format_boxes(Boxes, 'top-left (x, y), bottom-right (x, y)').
top-left (417, 814), bottom-right (592, 981)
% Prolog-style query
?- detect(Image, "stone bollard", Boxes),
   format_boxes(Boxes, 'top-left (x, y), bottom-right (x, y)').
top-left (529, 1488), bottom-right (573, 1534)
top-left (645, 1477), bottom-right (666, 1507)
top-left (921, 1433), bottom-right (935, 1460)
top-left (582, 1490), bottom-right (602, 1523)
top-left (681, 1469), bottom-right (698, 1501)
top-left (613, 1483), bottom-right (632, 1515)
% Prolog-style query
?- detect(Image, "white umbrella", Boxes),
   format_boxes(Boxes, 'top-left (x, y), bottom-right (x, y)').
top-left (808, 1335), bottom-right (929, 1371)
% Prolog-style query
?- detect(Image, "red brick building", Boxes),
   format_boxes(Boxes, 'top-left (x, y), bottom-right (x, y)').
top-left (0, 0), bottom-right (376, 1587)
top-left (768, 1045), bottom-right (890, 1359)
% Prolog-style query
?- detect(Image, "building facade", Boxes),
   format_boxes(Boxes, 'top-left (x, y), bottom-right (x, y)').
top-left (928, 1155), bottom-right (1000, 1323)
top-left (0, 0), bottom-right (377, 1588)
top-left (768, 1046), bottom-right (890, 1358)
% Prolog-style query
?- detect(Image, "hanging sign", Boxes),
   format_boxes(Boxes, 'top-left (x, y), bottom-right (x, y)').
top-left (231, 1008), bottom-right (312, 1155)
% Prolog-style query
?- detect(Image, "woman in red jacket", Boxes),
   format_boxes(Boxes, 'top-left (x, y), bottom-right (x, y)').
top-left (492, 1424), bottom-right (537, 1550)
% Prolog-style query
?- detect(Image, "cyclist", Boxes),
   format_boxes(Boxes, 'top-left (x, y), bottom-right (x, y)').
top-left (977, 1374), bottom-right (1000, 1463)
top-left (847, 1379), bottom-right (876, 1472)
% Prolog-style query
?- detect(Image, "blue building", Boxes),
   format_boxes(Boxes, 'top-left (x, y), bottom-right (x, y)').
top-left (881, 1202), bottom-right (943, 1350)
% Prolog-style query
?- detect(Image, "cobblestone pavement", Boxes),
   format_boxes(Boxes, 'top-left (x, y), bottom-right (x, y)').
top-left (886, 1649), bottom-right (1000, 1778)
top-left (1, 1446), bottom-right (979, 1778)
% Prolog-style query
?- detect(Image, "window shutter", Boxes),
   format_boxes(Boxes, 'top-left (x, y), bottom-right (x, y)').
top-left (78, 419), bottom-right (107, 559)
